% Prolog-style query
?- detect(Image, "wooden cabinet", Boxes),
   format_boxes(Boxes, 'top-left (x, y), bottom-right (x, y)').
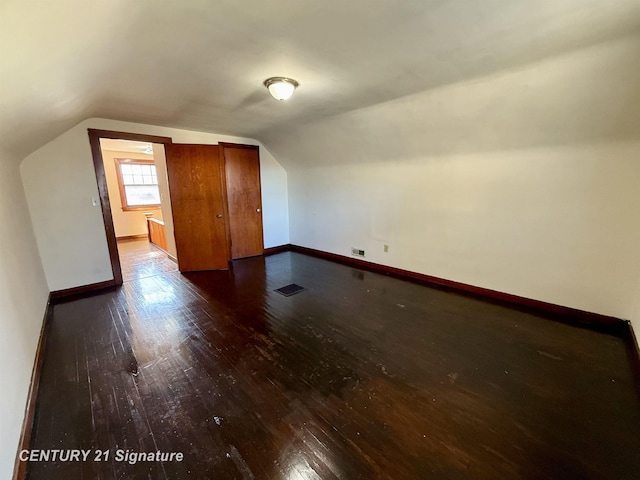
top-left (147, 217), bottom-right (168, 252)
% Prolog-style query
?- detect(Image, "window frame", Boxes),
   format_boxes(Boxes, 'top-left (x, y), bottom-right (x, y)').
top-left (114, 158), bottom-right (161, 211)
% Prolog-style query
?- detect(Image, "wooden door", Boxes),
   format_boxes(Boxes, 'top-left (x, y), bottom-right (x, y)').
top-left (221, 144), bottom-right (264, 259)
top-left (165, 144), bottom-right (229, 271)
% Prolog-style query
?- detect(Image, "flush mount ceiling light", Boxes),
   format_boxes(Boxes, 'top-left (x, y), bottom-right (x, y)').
top-left (264, 77), bottom-right (299, 101)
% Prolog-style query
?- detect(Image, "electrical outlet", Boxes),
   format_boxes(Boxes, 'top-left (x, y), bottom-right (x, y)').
top-left (351, 248), bottom-right (365, 257)
top-left (384, 244), bottom-right (389, 253)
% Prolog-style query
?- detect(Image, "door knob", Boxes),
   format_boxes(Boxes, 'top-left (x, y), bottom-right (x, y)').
top-left (216, 214), bottom-right (223, 218)
top-left (256, 208), bottom-right (261, 213)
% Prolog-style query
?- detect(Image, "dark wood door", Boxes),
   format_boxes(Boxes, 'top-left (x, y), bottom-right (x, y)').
top-left (165, 144), bottom-right (229, 271)
top-left (222, 144), bottom-right (264, 259)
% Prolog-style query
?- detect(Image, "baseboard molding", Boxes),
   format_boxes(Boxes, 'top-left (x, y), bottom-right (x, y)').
top-left (286, 244), bottom-right (626, 334)
top-left (622, 321), bottom-right (640, 402)
top-left (627, 320), bottom-right (640, 363)
top-left (264, 244), bottom-right (292, 256)
top-left (13, 295), bottom-right (53, 480)
top-left (629, 321), bottom-right (640, 353)
top-left (116, 234), bottom-right (148, 241)
top-left (50, 279), bottom-right (116, 304)
top-left (148, 241), bottom-right (172, 260)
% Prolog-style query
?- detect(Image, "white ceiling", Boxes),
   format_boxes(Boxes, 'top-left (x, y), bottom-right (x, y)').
top-left (99, 138), bottom-right (153, 154)
top-left (1, 0), bottom-right (639, 160)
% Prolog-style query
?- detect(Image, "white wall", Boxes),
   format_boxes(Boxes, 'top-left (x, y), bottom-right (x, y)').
top-left (100, 148), bottom-right (162, 237)
top-left (21, 118), bottom-right (289, 291)
top-left (152, 144), bottom-right (178, 257)
top-left (263, 34), bottom-right (640, 320)
top-left (0, 154), bottom-right (49, 480)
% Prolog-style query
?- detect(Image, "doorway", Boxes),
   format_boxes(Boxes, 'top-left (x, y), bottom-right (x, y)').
top-left (98, 138), bottom-right (177, 282)
top-left (89, 129), bottom-right (266, 285)
top-left (88, 129), bottom-right (175, 286)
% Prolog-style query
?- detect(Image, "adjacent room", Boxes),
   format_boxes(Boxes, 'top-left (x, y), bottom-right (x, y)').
top-left (98, 138), bottom-right (177, 282)
top-left (1, 1), bottom-right (639, 479)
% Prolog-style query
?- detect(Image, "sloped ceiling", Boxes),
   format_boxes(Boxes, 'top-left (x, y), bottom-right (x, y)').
top-left (1, 0), bottom-right (639, 160)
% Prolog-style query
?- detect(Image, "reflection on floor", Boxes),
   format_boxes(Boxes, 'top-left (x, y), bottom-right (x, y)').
top-left (27, 252), bottom-right (640, 479)
top-left (117, 237), bottom-right (177, 282)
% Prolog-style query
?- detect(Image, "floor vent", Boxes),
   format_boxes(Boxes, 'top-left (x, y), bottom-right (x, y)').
top-left (275, 283), bottom-right (305, 297)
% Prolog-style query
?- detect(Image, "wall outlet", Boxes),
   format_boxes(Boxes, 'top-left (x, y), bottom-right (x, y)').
top-left (351, 247), bottom-right (365, 257)
top-left (384, 244), bottom-right (389, 253)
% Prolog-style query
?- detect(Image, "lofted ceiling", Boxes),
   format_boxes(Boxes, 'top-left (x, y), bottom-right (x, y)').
top-left (1, 0), bottom-right (639, 160)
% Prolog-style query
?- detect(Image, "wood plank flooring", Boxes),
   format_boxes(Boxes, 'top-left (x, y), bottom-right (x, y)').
top-left (25, 252), bottom-right (640, 479)
top-left (117, 238), bottom-right (176, 283)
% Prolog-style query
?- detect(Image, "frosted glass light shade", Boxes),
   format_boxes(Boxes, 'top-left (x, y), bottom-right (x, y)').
top-left (264, 77), bottom-right (299, 101)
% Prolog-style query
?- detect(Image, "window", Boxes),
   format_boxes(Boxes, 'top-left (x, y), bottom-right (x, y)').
top-left (114, 158), bottom-right (161, 210)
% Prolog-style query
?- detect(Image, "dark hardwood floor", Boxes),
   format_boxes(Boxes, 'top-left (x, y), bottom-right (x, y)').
top-left (117, 237), bottom-right (177, 283)
top-left (26, 252), bottom-right (640, 479)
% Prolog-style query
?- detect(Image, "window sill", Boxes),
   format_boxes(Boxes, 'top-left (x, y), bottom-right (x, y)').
top-left (122, 205), bottom-right (162, 212)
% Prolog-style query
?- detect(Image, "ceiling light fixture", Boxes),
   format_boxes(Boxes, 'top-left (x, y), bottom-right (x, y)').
top-left (264, 77), bottom-right (299, 101)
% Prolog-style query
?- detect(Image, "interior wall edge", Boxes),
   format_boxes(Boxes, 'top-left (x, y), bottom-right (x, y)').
top-left (287, 244), bottom-right (628, 333)
top-left (630, 276), bottom-right (640, 357)
top-left (624, 321), bottom-right (640, 400)
top-left (19, 118), bottom-right (290, 291)
top-left (11, 295), bottom-right (53, 480)
top-left (269, 34), bottom-right (640, 321)
top-left (1, 153), bottom-right (50, 480)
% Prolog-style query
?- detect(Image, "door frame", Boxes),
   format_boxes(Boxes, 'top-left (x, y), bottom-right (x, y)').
top-left (88, 129), bottom-right (173, 286)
